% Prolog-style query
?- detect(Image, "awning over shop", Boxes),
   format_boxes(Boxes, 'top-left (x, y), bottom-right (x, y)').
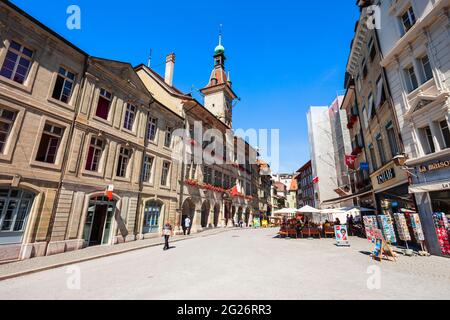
top-left (409, 180), bottom-right (450, 193)
top-left (321, 189), bottom-right (374, 206)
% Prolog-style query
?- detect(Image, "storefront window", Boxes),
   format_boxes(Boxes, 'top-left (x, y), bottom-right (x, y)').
top-left (430, 191), bottom-right (450, 256)
top-left (0, 188), bottom-right (34, 245)
top-left (143, 201), bottom-right (162, 234)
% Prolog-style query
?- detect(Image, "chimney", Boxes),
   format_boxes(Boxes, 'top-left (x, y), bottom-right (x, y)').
top-left (165, 53), bottom-right (175, 86)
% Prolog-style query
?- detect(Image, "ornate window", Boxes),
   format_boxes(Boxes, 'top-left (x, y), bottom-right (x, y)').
top-left (123, 104), bottom-right (137, 131)
top-left (116, 147), bottom-right (132, 177)
top-left (0, 40), bottom-right (33, 84)
top-left (0, 108), bottom-right (16, 154)
top-left (36, 123), bottom-right (64, 164)
top-left (52, 67), bottom-right (76, 103)
top-left (85, 137), bottom-right (104, 172)
top-left (96, 89), bottom-right (112, 120)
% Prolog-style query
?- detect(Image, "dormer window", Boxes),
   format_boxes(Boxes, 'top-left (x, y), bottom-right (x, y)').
top-left (401, 6), bottom-right (416, 34)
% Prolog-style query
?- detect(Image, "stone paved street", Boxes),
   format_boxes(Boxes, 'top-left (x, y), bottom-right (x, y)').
top-left (1, 228), bottom-right (450, 300)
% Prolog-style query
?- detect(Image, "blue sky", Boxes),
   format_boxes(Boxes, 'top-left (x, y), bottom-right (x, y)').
top-left (11, 0), bottom-right (359, 173)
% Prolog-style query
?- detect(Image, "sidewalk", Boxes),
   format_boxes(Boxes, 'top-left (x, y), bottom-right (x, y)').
top-left (0, 228), bottom-right (236, 281)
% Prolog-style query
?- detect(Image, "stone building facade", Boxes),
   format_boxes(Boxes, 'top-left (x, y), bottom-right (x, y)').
top-left (0, 0), bottom-right (87, 261)
top-left (345, 3), bottom-right (412, 216)
top-left (0, 1), bottom-right (268, 261)
top-left (377, 0), bottom-right (450, 256)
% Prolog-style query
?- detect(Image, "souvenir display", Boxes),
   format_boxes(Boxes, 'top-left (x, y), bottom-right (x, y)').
top-left (410, 214), bottom-right (425, 242)
top-left (377, 215), bottom-right (397, 244)
top-left (433, 213), bottom-right (450, 256)
top-left (394, 213), bottom-right (411, 242)
top-left (363, 216), bottom-right (378, 242)
top-left (371, 229), bottom-right (397, 263)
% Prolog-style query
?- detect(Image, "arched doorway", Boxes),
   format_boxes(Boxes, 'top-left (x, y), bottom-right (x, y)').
top-left (213, 204), bottom-right (220, 227)
top-left (201, 201), bottom-right (210, 228)
top-left (0, 188), bottom-right (35, 245)
top-left (143, 200), bottom-right (163, 234)
top-left (83, 196), bottom-right (116, 247)
top-left (182, 198), bottom-right (195, 231)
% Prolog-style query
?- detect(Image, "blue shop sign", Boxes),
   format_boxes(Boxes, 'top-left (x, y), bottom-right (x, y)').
top-left (360, 162), bottom-right (370, 171)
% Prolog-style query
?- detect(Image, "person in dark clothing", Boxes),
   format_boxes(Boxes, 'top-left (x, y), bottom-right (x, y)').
top-left (348, 215), bottom-right (354, 236)
top-left (163, 223), bottom-right (173, 251)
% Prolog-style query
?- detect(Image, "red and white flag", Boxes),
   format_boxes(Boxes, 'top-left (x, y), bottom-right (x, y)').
top-left (345, 155), bottom-right (357, 169)
top-left (105, 184), bottom-right (114, 201)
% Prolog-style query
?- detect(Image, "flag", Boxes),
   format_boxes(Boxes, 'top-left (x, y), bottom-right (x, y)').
top-left (312, 176), bottom-right (319, 184)
top-left (345, 155), bottom-right (357, 169)
top-left (229, 185), bottom-right (239, 196)
top-left (105, 184), bottom-right (114, 201)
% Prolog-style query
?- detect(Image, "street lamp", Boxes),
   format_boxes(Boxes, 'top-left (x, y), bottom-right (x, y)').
top-left (393, 154), bottom-right (407, 167)
top-left (393, 153), bottom-right (418, 178)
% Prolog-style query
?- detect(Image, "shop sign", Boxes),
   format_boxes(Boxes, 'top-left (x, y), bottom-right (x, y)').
top-left (376, 168), bottom-right (396, 185)
top-left (419, 160), bottom-right (450, 173)
top-left (360, 162), bottom-right (370, 171)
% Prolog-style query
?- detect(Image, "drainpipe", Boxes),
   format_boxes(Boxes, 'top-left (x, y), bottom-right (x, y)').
top-left (46, 55), bottom-right (90, 244)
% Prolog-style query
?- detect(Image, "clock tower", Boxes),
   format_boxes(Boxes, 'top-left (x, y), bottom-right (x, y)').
top-left (200, 32), bottom-right (238, 128)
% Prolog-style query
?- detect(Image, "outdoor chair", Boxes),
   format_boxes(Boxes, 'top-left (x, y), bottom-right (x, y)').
top-left (300, 228), bottom-right (321, 239)
top-left (324, 227), bottom-right (335, 238)
top-left (287, 228), bottom-right (298, 239)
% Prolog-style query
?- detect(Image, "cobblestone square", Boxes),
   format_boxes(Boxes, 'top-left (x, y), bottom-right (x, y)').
top-left (1, 228), bottom-right (449, 300)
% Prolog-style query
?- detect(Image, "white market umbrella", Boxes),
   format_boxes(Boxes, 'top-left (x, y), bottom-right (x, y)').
top-left (321, 208), bottom-right (346, 214)
top-left (298, 205), bottom-right (321, 213)
top-left (273, 208), bottom-right (299, 215)
top-left (273, 208), bottom-right (299, 219)
top-left (321, 208), bottom-right (347, 223)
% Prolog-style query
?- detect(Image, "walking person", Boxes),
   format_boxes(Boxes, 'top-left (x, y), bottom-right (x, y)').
top-left (184, 216), bottom-right (192, 235)
top-left (163, 222), bottom-right (173, 251)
